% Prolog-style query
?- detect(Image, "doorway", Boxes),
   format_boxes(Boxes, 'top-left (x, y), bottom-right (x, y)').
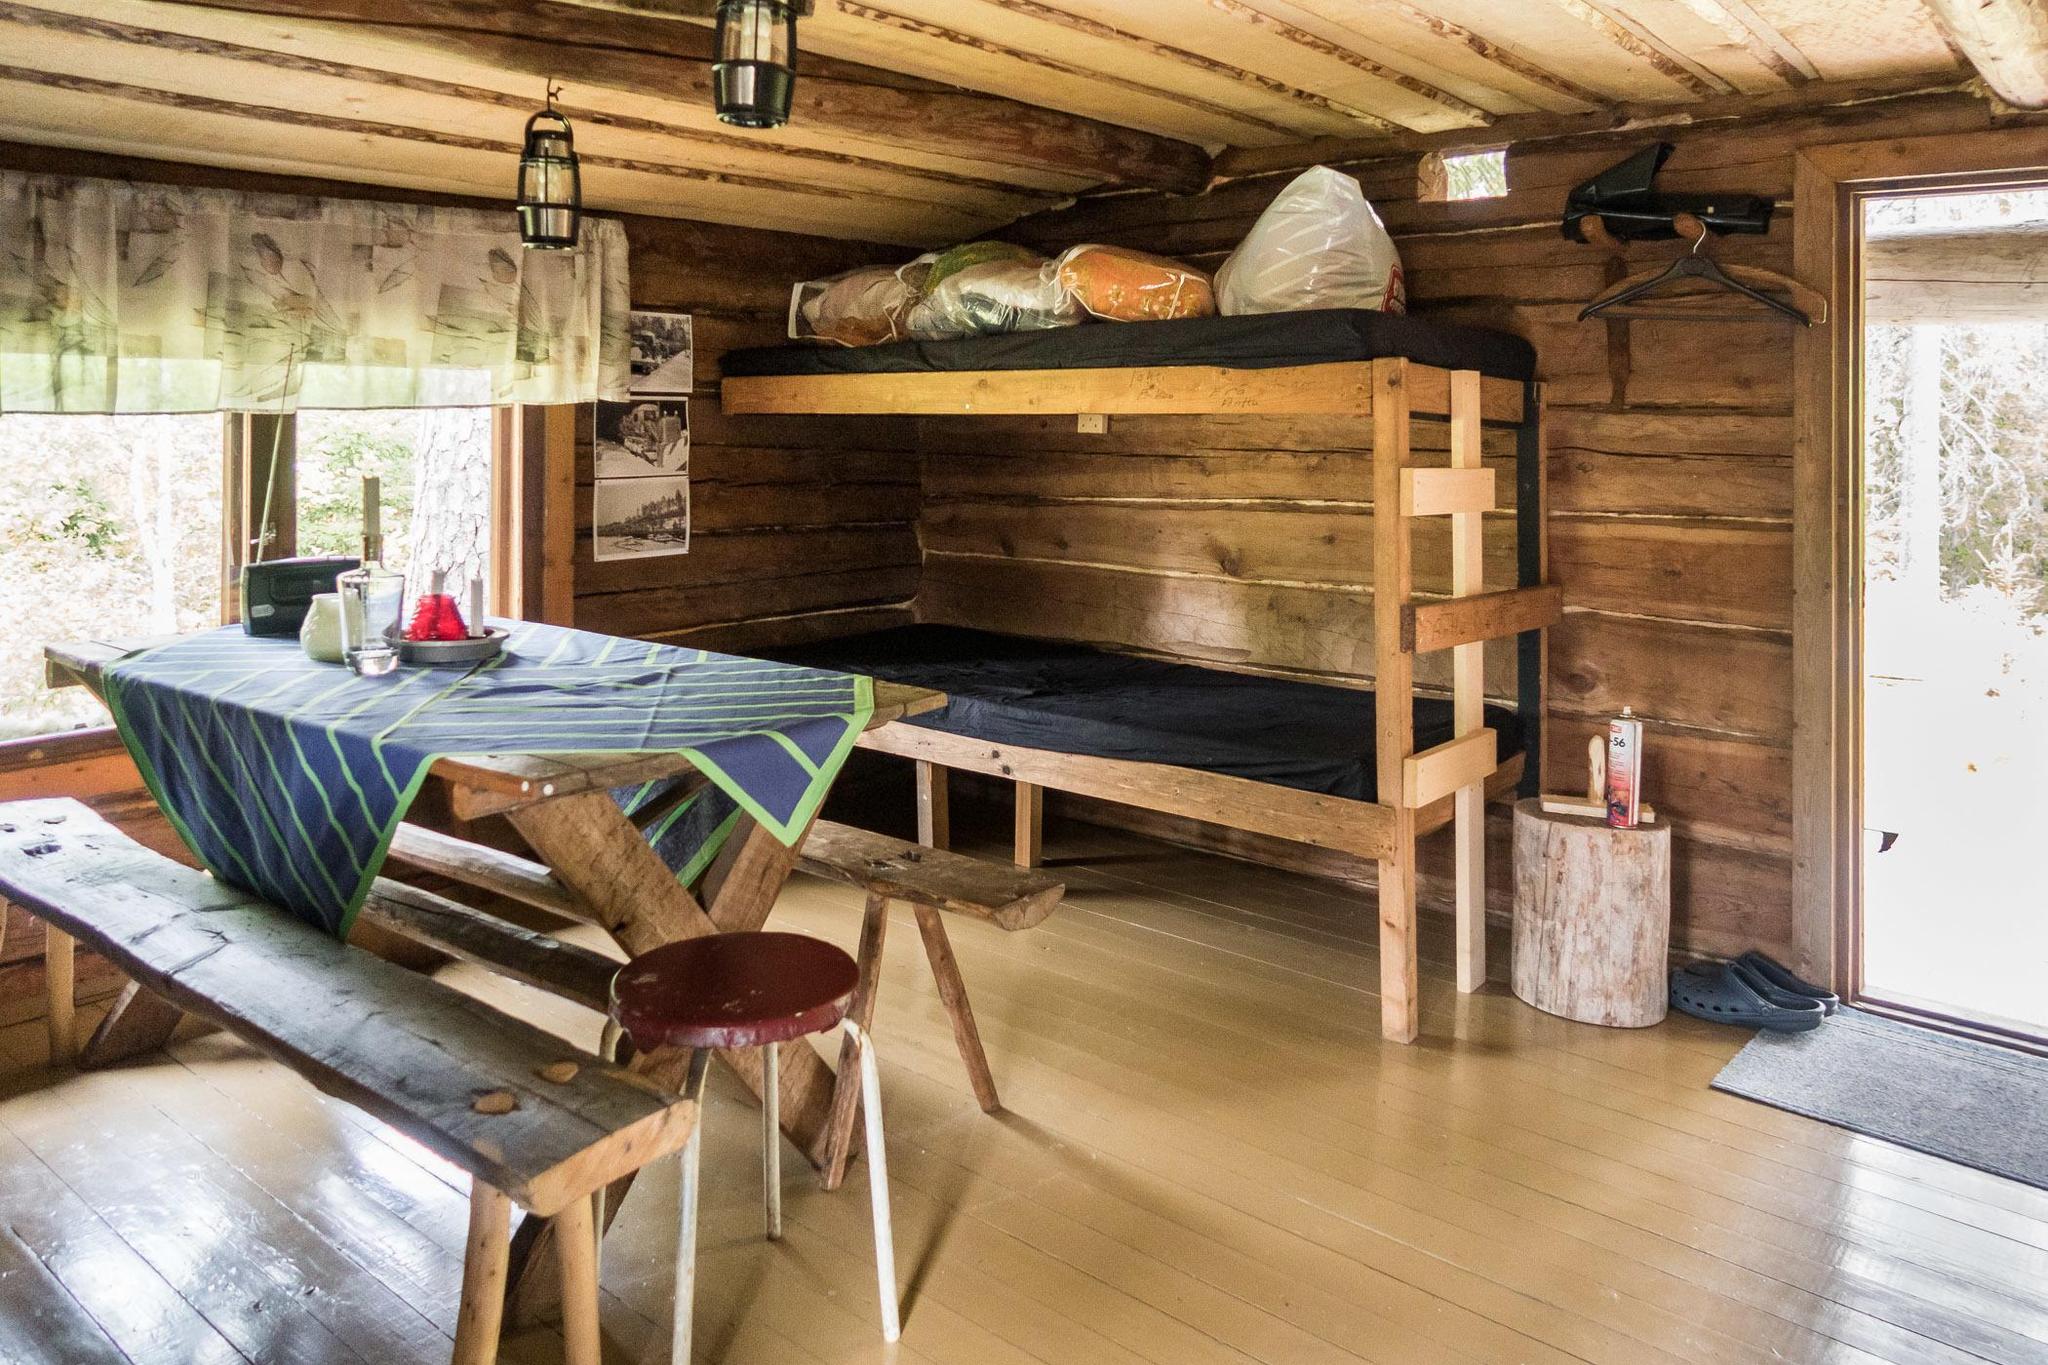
top-left (1858, 185), bottom-right (2048, 1045)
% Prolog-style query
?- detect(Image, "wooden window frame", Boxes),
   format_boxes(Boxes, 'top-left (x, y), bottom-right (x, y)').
top-left (1791, 124), bottom-right (2048, 1000)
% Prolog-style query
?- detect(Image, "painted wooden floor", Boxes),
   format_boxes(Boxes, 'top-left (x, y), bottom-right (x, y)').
top-left (2, 821), bottom-right (2046, 1365)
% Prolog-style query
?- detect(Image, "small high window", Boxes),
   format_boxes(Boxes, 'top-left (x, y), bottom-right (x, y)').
top-left (1439, 149), bottom-right (1507, 201)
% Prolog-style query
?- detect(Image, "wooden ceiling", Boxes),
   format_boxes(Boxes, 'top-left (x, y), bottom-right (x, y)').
top-left (0, 0), bottom-right (2004, 245)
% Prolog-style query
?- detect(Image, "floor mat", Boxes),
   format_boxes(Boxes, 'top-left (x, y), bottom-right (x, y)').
top-left (1712, 1008), bottom-right (2048, 1190)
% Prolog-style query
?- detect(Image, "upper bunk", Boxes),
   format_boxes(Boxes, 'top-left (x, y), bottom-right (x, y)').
top-left (720, 309), bottom-right (1536, 422)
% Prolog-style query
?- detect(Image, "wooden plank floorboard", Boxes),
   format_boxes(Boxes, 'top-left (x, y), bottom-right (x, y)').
top-left (0, 1220), bottom-right (135, 1365)
top-left (1030, 850), bottom-right (2048, 1249)
top-left (0, 824), bottom-right (2043, 1365)
top-left (901, 875), bottom-right (2048, 1326)
top-left (774, 875), bottom-right (2039, 1365)
top-left (829, 913), bottom-right (2035, 1365)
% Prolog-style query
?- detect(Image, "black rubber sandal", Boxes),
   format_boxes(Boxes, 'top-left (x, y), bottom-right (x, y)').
top-left (1670, 963), bottom-right (1824, 1032)
top-left (1735, 951), bottom-right (1840, 1015)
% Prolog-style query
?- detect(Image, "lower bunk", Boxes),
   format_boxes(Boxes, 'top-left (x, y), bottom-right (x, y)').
top-left (773, 622), bottom-right (1527, 877)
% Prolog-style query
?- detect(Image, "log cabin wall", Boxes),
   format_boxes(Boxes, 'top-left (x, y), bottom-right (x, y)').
top-left (568, 220), bottom-right (924, 653)
top-left (963, 88), bottom-right (2038, 961)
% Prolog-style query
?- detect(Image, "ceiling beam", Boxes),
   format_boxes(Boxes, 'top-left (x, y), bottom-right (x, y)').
top-left (1210, 75), bottom-right (1980, 179)
top-left (1548, 0), bottom-right (1729, 97)
top-left (830, 0), bottom-right (1303, 141)
top-left (148, 0), bottom-right (1212, 192)
top-left (1923, 0), bottom-right (2048, 108)
top-left (1205, 0), bottom-right (1495, 129)
top-left (1380, 2), bottom-right (1611, 111)
top-left (963, 0), bottom-right (1402, 134)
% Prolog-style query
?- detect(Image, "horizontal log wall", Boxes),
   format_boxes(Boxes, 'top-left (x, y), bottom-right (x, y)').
top-left (987, 89), bottom-right (2038, 960)
top-left (916, 413), bottom-right (1524, 700)
top-left (571, 218), bottom-right (924, 654)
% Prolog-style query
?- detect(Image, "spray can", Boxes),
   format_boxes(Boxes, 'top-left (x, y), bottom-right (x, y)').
top-left (1606, 707), bottom-right (1643, 829)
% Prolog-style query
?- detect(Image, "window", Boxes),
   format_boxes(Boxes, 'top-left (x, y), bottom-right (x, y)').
top-left (1436, 149), bottom-right (1507, 202)
top-left (2, 407), bottom-right (507, 744)
top-left (0, 413), bottom-right (224, 740)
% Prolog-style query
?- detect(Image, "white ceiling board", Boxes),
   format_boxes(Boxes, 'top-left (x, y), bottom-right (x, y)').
top-left (1748, 0), bottom-right (1964, 82)
top-left (0, 74), bottom-right (987, 243)
top-left (0, 8), bottom-right (1050, 224)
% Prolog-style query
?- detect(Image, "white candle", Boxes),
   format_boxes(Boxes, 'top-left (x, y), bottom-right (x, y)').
top-left (468, 575), bottom-right (484, 638)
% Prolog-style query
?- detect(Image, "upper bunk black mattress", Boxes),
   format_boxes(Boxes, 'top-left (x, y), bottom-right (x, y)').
top-left (723, 309), bottom-right (1537, 384)
top-left (773, 625), bottom-right (1522, 804)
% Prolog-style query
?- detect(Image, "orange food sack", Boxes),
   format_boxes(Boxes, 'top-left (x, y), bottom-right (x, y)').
top-left (1056, 244), bottom-right (1215, 322)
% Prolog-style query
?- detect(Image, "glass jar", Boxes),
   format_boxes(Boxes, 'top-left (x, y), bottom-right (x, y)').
top-left (337, 562), bottom-right (405, 676)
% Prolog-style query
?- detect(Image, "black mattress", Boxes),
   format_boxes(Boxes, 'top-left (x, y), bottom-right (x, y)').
top-left (724, 309), bottom-right (1537, 384)
top-left (773, 625), bottom-right (1522, 804)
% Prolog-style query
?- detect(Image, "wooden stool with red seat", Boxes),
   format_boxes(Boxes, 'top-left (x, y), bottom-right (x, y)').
top-left (608, 931), bottom-right (902, 1357)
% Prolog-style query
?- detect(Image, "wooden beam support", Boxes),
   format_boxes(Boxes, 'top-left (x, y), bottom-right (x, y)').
top-left (1923, 0), bottom-right (2048, 108)
top-left (1402, 729), bottom-right (1499, 811)
top-left (1014, 782), bottom-right (1044, 869)
top-left (354, 878), bottom-right (622, 1015)
top-left (387, 824), bottom-right (589, 923)
top-left (1371, 357), bottom-right (1420, 1045)
top-left (723, 362), bottom-right (1523, 422)
top-left (1448, 367), bottom-right (1487, 996)
top-left (149, 0), bottom-right (1211, 191)
top-left (1402, 584), bottom-right (1564, 653)
top-left (1400, 467), bottom-right (1496, 517)
top-left (862, 723), bottom-right (1399, 862)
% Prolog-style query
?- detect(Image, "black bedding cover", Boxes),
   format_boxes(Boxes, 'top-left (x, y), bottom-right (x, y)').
top-left (773, 625), bottom-right (1522, 804)
top-left (723, 309), bottom-right (1537, 384)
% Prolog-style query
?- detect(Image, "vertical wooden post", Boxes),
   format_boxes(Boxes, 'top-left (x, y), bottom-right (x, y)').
top-left (1449, 369), bottom-right (1488, 994)
top-left (1372, 358), bottom-right (1420, 1044)
top-left (554, 1194), bottom-right (601, 1365)
top-left (452, 1183), bottom-right (511, 1365)
top-left (915, 760), bottom-right (950, 850)
top-left (44, 922), bottom-right (75, 1065)
top-left (1013, 781), bottom-right (1043, 868)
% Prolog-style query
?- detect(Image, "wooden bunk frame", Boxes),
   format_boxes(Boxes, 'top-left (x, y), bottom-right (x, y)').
top-left (724, 355), bottom-right (1559, 1043)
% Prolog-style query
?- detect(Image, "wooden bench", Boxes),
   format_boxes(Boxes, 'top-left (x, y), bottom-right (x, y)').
top-left (384, 816), bottom-right (1064, 1190)
top-left (0, 799), bottom-right (697, 1365)
top-left (794, 821), bottom-right (1063, 1188)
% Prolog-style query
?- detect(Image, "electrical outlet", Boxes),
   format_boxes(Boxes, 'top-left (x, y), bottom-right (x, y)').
top-left (1076, 413), bottom-right (1109, 435)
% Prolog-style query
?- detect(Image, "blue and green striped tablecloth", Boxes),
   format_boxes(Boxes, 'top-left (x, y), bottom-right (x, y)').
top-left (102, 622), bottom-right (874, 937)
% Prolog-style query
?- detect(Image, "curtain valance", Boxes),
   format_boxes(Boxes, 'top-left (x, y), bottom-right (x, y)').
top-left (0, 171), bottom-right (630, 413)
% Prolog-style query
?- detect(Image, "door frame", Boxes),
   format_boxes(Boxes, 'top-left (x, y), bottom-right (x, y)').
top-left (1791, 124), bottom-right (2048, 1008)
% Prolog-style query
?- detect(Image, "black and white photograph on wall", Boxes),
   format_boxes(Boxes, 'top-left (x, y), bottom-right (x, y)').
top-left (594, 474), bottom-right (690, 561)
top-left (594, 398), bottom-right (689, 480)
top-left (628, 310), bottom-right (694, 396)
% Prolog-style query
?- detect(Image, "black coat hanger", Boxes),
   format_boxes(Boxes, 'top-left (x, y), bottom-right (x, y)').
top-left (1579, 216), bottom-right (1814, 326)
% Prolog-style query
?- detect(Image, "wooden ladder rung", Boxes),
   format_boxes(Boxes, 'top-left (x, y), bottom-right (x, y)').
top-left (1401, 583), bottom-right (1563, 653)
top-left (1402, 729), bottom-right (1497, 810)
top-left (1400, 467), bottom-right (1496, 517)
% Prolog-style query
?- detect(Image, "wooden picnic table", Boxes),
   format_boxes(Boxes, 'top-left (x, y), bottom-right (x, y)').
top-left (44, 634), bottom-right (945, 1322)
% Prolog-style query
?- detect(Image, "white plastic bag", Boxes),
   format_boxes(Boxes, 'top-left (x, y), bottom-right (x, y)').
top-left (1215, 166), bottom-right (1405, 316)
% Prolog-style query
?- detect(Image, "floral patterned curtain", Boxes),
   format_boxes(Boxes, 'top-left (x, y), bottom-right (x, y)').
top-left (0, 171), bottom-right (631, 413)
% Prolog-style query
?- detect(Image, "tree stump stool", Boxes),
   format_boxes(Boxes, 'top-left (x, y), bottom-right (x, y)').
top-left (1512, 798), bottom-right (1672, 1027)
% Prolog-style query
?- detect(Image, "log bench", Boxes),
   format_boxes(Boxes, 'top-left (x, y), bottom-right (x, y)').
top-left (0, 799), bottom-right (697, 1365)
top-left (384, 817), bottom-right (1064, 1189)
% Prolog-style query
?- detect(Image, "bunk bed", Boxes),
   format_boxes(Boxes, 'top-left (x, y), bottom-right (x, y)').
top-left (721, 309), bottom-right (1561, 1044)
